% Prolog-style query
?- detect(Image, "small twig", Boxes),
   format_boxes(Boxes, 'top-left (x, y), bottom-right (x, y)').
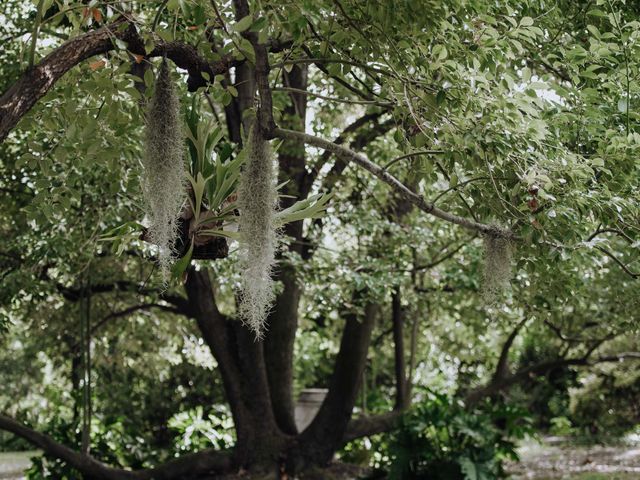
top-left (210, 0), bottom-right (230, 34)
top-left (595, 245), bottom-right (639, 279)
top-left (273, 86), bottom-right (393, 108)
top-left (152, 0), bottom-right (169, 31)
top-left (587, 227), bottom-right (634, 244)
top-left (382, 150), bottom-right (445, 171)
top-left (28, 0), bottom-right (45, 68)
top-left (432, 177), bottom-right (493, 204)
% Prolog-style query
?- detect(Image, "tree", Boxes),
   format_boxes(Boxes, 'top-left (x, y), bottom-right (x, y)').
top-left (0, 0), bottom-right (638, 478)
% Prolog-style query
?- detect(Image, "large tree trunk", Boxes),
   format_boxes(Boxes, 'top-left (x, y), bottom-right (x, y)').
top-left (264, 64), bottom-right (309, 436)
top-left (185, 268), bottom-right (286, 468)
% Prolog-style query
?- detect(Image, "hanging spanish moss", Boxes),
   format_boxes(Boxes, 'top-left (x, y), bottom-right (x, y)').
top-left (237, 125), bottom-right (280, 338)
top-left (142, 58), bottom-right (185, 281)
top-left (482, 232), bottom-right (513, 301)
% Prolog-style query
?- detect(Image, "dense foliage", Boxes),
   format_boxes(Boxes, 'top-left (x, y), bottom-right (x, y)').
top-left (0, 0), bottom-right (638, 478)
top-left (384, 394), bottom-right (530, 480)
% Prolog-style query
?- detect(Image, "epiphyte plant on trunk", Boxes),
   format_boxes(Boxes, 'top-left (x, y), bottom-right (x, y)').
top-left (141, 57), bottom-right (186, 282)
top-left (173, 102), bottom-right (332, 337)
top-left (108, 93), bottom-right (331, 332)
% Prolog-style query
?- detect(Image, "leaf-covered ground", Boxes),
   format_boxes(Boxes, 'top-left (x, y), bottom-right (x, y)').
top-left (508, 437), bottom-right (640, 479)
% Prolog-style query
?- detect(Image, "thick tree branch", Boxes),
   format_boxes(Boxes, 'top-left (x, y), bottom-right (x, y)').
top-left (466, 342), bottom-right (638, 405)
top-left (493, 317), bottom-right (529, 383)
top-left (0, 17), bottom-right (237, 143)
top-left (233, 0), bottom-right (275, 134)
top-left (0, 414), bottom-right (232, 479)
top-left (185, 268), bottom-right (284, 464)
top-left (342, 410), bottom-right (404, 444)
top-left (0, 413), bottom-right (135, 479)
top-left (264, 65), bottom-right (309, 435)
top-left (274, 128), bottom-right (511, 237)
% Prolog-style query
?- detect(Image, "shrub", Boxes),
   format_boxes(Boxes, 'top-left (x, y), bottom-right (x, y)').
top-left (383, 392), bottom-right (531, 480)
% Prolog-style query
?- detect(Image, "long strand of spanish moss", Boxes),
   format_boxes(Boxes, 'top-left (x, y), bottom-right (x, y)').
top-left (482, 232), bottom-right (513, 301)
top-left (237, 125), bottom-right (280, 338)
top-left (142, 58), bottom-right (185, 282)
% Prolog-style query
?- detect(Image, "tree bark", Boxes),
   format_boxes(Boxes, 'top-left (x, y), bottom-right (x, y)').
top-left (184, 268), bottom-right (284, 466)
top-left (264, 64), bottom-right (309, 436)
top-left (273, 128), bottom-right (511, 237)
top-left (342, 410), bottom-right (404, 444)
top-left (0, 19), bottom-right (234, 143)
top-left (392, 288), bottom-right (408, 410)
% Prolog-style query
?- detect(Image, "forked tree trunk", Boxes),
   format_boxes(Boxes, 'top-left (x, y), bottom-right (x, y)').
top-left (263, 64), bottom-right (309, 436)
top-left (185, 269), bottom-right (286, 469)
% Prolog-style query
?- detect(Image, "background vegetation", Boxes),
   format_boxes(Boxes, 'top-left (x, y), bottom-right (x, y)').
top-left (0, 0), bottom-right (638, 478)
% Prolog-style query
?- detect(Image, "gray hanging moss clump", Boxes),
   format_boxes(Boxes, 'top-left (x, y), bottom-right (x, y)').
top-left (237, 125), bottom-right (279, 338)
top-left (482, 231), bottom-right (513, 300)
top-left (142, 58), bottom-right (185, 281)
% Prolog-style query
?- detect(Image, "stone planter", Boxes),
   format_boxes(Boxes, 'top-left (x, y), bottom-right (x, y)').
top-left (294, 388), bottom-right (328, 431)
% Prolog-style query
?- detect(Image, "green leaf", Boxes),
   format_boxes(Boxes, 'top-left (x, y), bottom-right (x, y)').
top-left (166, 0), bottom-right (182, 11)
top-left (587, 8), bottom-right (606, 17)
top-left (275, 193), bottom-right (333, 226)
top-left (238, 38), bottom-right (255, 63)
top-left (449, 173), bottom-right (458, 188)
top-left (459, 457), bottom-right (478, 480)
top-left (144, 38), bottom-right (155, 55)
top-left (250, 16), bottom-right (268, 32)
top-left (190, 172), bottom-right (207, 221)
top-left (232, 15), bottom-right (253, 33)
top-left (257, 28), bottom-right (269, 45)
top-left (171, 241), bottom-right (194, 279)
top-left (519, 16), bottom-right (534, 27)
top-left (198, 229), bottom-right (241, 240)
top-left (617, 98), bottom-right (628, 113)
